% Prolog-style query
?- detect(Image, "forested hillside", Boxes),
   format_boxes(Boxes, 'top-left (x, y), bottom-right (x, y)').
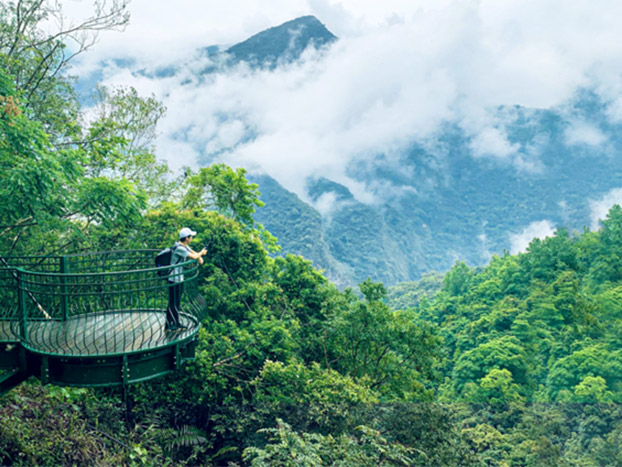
top-left (1, 2), bottom-right (622, 466)
top-left (253, 103), bottom-right (622, 288)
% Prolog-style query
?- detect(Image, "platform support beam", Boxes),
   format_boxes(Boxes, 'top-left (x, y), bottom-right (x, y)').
top-left (41, 355), bottom-right (49, 384)
top-left (174, 343), bottom-right (180, 370)
top-left (17, 269), bottom-right (27, 341)
top-left (122, 355), bottom-right (130, 386)
top-left (60, 256), bottom-right (69, 321)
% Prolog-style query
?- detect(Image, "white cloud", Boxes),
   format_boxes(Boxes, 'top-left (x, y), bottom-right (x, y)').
top-left (564, 121), bottom-right (607, 147)
top-left (478, 232), bottom-right (493, 261)
top-left (469, 127), bottom-right (520, 160)
top-left (589, 188), bottom-right (622, 230)
top-left (509, 220), bottom-right (556, 254)
top-left (312, 191), bottom-right (342, 215)
top-left (66, 0), bottom-right (622, 205)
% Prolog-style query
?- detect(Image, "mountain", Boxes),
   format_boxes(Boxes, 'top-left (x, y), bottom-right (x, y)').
top-left (225, 16), bottom-right (337, 68)
top-left (76, 17), bottom-right (622, 288)
top-left (215, 20), bottom-right (622, 287)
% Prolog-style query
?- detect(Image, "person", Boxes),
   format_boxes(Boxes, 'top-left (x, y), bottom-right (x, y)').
top-left (166, 227), bottom-right (207, 331)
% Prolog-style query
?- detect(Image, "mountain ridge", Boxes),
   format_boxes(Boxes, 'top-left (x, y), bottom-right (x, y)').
top-left (76, 17), bottom-right (622, 287)
top-left (225, 15), bottom-right (337, 68)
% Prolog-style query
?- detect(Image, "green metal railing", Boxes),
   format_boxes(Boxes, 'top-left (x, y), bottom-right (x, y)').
top-left (0, 250), bottom-right (207, 357)
top-left (0, 268), bottom-right (19, 342)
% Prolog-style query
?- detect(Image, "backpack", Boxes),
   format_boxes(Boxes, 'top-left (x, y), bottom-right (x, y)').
top-left (155, 244), bottom-right (180, 277)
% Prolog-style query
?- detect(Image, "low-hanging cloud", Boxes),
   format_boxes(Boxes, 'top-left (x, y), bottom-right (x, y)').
top-left (564, 120), bottom-right (607, 148)
top-left (77, 0), bottom-right (622, 204)
top-left (509, 220), bottom-right (556, 254)
top-left (589, 188), bottom-right (622, 230)
top-left (469, 127), bottom-right (520, 161)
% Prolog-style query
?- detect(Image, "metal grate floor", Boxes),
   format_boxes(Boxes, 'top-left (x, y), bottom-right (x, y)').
top-left (21, 311), bottom-right (197, 356)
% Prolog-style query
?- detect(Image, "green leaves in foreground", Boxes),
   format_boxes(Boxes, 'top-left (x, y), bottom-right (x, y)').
top-left (183, 163), bottom-right (279, 251)
top-left (243, 419), bottom-right (421, 467)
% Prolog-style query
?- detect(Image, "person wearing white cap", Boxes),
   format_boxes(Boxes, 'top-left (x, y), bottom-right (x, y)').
top-left (166, 227), bottom-right (207, 330)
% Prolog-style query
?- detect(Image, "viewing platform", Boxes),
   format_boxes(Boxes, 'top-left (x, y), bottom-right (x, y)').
top-left (0, 250), bottom-right (208, 394)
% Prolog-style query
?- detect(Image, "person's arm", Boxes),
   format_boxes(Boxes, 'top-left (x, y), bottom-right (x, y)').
top-left (187, 247), bottom-right (207, 261)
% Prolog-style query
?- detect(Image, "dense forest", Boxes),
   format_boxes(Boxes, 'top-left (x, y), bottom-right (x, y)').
top-left (2, 2), bottom-right (622, 465)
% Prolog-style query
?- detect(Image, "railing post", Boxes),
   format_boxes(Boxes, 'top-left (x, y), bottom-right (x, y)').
top-left (17, 269), bottom-right (28, 341)
top-left (41, 356), bottom-right (49, 384)
top-left (60, 256), bottom-right (69, 321)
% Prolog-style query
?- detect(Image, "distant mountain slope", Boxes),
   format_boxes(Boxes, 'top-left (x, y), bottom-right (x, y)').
top-left (251, 100), bottom-right (622, 287)
top-left (226, 16), bottom-right (337, 68)
top-left (209, 21), bottom-right (622, 287)
top-left (250, 174), bottom-right (356, 286)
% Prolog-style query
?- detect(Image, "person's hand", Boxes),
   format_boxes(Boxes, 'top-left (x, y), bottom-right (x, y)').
top-left (200, 248), bottom-right (207, 256)
top-left (198, 256), bottom-right (204, 265)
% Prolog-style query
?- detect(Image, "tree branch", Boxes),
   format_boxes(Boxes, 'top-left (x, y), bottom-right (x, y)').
top-left (212, 351), bottom-right (246, 368)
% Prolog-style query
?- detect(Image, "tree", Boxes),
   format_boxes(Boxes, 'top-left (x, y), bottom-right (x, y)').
top-left (452, 336), bottom-right (530, 397)
top-left (464, 368), bottom-right (525, 407)
top-left (83, 85), bottom-right (173, 206)
top-left (442, 261), bottom-right (473, 296)
top-left (573, 376), bottom-right (613, 403)
top-left (0, 65), bottom-right (81, 253)
top-left (0, 0), bottom-right (129, 141)
top-left (327, 280), bottom-right (441, 400)
top-left (547, 344), bottom-right (622, 402)
top-left (243, 420), bottom-right (419, 467)
top-left (0, 2), bottom-right (158, 254)
top-left (183, 164), bottom-right (263, 226)
top-left (183, 163), bottom-right (278, 250)
top-left (519, 228), bottom-right (578, 284)
top-left (251, 360), bottom-right (378, 435)
top-left (589, 205), bottom-right (622, 284)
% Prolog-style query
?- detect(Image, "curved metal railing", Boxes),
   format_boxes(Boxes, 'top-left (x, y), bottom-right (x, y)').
top-left (0, 250), bottom-right (207, 357)
top-left (0, 268), bottom-right (20, 342)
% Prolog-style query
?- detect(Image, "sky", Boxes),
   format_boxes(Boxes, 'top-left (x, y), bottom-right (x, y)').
top-left (62, 0), bottom-right (622, 251)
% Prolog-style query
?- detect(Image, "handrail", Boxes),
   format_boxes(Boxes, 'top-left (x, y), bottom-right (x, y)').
top-left (14, 258), bottom-right (197, 278)
top-left (63, 249), bottom-right (158, 257)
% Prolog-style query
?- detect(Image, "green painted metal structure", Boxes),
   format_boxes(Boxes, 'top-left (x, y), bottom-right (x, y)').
top-left (0, 250), bottom-right (207, 394)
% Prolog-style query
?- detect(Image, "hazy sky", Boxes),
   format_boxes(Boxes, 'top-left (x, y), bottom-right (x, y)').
top-left (63, 0), bottom-right (622, 249)
top-left (66, 0), bottom-right (455, 58)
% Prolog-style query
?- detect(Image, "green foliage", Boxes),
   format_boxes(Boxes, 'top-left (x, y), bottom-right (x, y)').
top-left (573, 376), bottom-right (614, 403)
top-left (443, 261), bottom-right (474, 296)
top-left (365, 402), bottom-right (476, 466)
top-left (183, 163), bottom-right (261, 222)
top-left (0, 65), bottom-right (82, 250)
top-left (547, 344), bottom-right (622, 402)
top-left (0, 381), bottom-right (165, 466)
top-left (463, 369), bottom-right (525, 407)
top-left (387, 272), bottom-right (443, 310)
top-left (401, 211), bottom-right (622, 464)
top-left (327, 280), bottom-right (441, 400)
top-left (83, 85), bottom-right (173, 206)
top-left (182, 163), bottom-right (278, 250)
top-left (453, 336), bottom-right (530, 397)
top-left (0, 0), bottom-right (128, 142)
top-left (243, 419), bottom-right (420, 467)
top-left (0, 65), bottom-right (171, 255)
top-left (252, 360), bottom-right (378, 434)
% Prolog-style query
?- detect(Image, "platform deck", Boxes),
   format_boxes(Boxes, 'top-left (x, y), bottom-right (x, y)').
top-left (21, 311), bottom-right (196, 356)
top-left (0, 320), bottom-right (18, 342)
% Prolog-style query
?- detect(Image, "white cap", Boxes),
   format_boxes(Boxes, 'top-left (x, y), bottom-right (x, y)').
top-left (179, 227), bottom-right (197, 239)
